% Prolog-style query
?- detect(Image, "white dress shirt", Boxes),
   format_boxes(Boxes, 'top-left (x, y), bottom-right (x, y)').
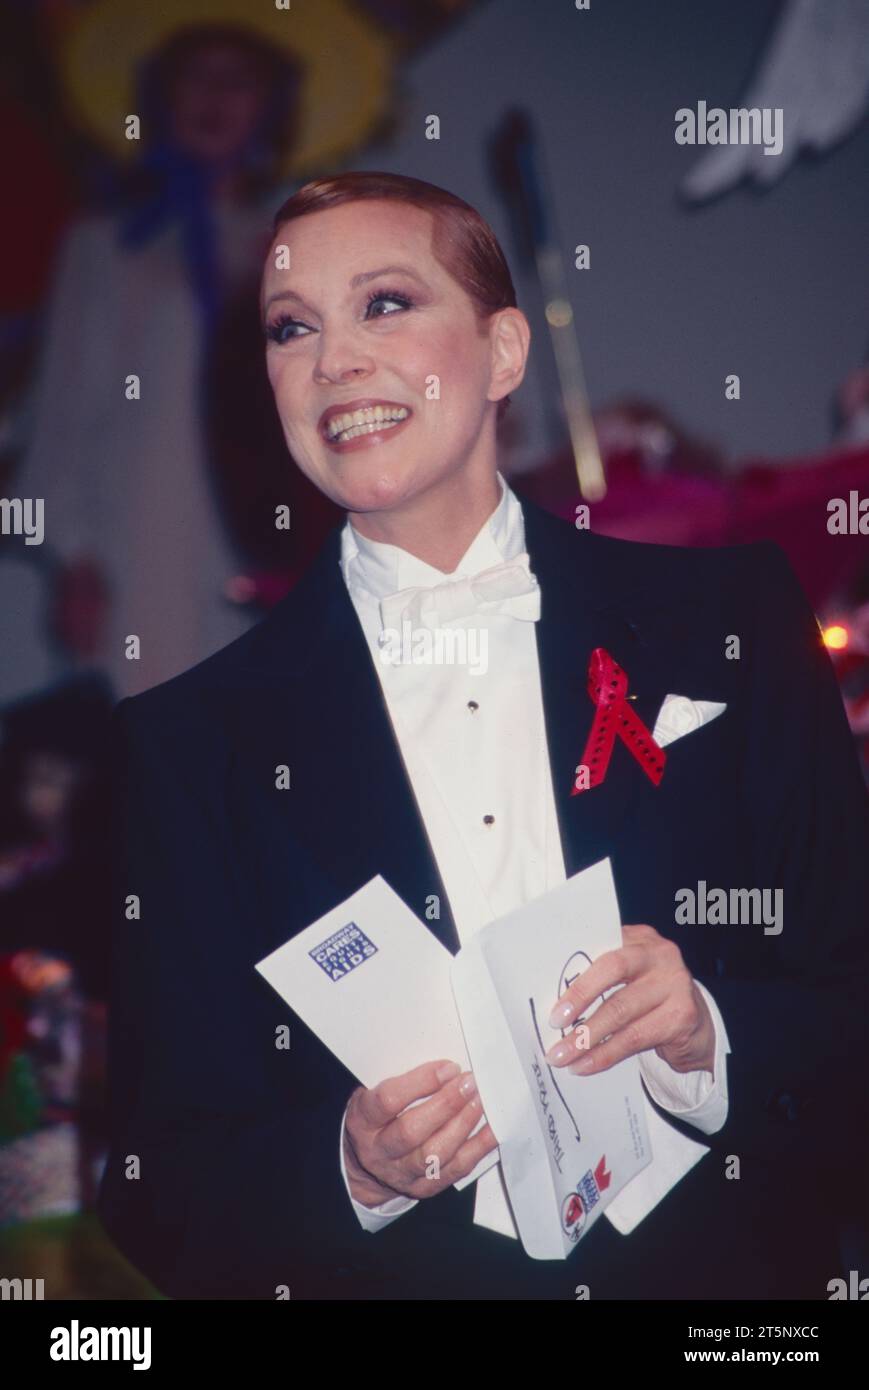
top-left (337, 474), bottom-right (730, 1242)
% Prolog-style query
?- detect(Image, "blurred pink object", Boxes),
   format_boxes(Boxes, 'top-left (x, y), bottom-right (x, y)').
top-left (520, 441), bottom-right (869, 612)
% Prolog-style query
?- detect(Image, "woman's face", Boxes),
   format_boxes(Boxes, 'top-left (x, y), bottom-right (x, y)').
top-left (169, 41), bottom-right (268, 164)
top-left (261, 199), bottom-right (519, 517)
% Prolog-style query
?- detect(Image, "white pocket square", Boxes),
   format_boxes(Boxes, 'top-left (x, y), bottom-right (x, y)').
top-left (652, 694), bottom-right (727, 749)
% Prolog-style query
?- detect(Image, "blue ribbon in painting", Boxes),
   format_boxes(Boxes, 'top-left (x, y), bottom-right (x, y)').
top-left (117, 142), bottom-right (233, 344)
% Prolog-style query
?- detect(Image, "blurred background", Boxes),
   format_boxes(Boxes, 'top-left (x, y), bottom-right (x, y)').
top-left (1, 0), bottom-right (867, 1298)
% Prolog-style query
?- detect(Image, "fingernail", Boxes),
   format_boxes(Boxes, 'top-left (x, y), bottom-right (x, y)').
top-left (436, 1061), bottom-right (461, 1084)
top-left (545, 1041), bottom-right (574, 1065)
top-left (548, 1001), bottom-right (575, 1029)
top-left (459, 1074), bottom-right (477, 1098)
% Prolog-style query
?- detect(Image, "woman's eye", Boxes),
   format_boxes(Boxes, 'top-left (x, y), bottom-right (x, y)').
top-left (266, 291), bottom-right (412, 344)
top-left (266, 316), bottom-right (311, 344)
top-left (365, 291), bottom-right (412, 319)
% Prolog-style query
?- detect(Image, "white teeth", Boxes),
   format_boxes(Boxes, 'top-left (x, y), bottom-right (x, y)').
top-left (324, 405), bottom-right (409, 440)
top-left (334, 419), bottom-right (402, 443)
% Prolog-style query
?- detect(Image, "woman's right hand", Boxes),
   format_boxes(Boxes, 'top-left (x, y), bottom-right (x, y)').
top-left (343, 1059), bottom-right (497, 1207)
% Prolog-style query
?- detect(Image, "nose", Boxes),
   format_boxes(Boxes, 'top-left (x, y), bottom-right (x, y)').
top-left (312, 328), bottom-right (375, 386)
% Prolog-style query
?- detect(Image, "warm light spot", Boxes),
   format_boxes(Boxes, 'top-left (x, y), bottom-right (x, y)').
top-left (225, 575), bottom-right (257, 604)
top-left (823, 624), bottom-right (849, 650)
top-left (545, 298), bottom-right (573, 327)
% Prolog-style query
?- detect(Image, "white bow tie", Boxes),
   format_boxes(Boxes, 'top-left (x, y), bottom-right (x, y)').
top-left (378, 553), bottom-right (541, 633)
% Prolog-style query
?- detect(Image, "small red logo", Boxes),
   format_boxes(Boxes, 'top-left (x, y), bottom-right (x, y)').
top-left (561, 1191), bottom-right (586, 1242)
top-left (594, 1155), bottom-right (612, 1192)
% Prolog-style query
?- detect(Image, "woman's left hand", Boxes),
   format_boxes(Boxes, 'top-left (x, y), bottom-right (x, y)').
top-left (544, 923), bottom-right (716, 1078)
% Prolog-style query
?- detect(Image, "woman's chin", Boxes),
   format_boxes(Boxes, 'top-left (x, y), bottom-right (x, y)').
top-left (325, 462), bottom-right (422, 516)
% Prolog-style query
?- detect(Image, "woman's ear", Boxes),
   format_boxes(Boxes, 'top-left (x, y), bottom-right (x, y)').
top-left (488, 307), bottom-right (531, 407)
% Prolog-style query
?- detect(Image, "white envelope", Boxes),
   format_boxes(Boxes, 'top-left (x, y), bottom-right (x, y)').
top-left (254, 876), bottom-right (497, 1190)
top-left (451, 859), bottom-right (652, 1260)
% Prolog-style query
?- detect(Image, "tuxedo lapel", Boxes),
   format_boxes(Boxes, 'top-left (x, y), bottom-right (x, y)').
top-left (219, 529), bottom-right (460, 954)
top-left (522, 500), bottom-right (675, 878)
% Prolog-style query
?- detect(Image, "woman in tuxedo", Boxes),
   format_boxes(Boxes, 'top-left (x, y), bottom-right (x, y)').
top-left (99, 171), bottom-right (869, 1300)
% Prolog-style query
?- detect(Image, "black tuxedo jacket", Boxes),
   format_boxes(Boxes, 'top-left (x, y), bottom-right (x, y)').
top-left (98, 498), bottom-right (869, 1300)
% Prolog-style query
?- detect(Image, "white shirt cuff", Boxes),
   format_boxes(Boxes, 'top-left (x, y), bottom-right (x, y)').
top-left (637, 979), bottom-right (730, 1135)
top-left (339, 1108), bottom-right (419, 1232)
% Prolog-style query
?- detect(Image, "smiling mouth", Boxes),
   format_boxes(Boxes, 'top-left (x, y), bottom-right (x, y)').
top-left (323, 404), bottom-right (411, 444)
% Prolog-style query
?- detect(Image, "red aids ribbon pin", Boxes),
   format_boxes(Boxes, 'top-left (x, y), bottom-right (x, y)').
top-left (571, 647), bottom-right (665, 795)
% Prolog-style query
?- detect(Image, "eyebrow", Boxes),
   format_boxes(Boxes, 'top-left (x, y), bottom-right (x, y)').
top-left (263, 264), bottom-right (429, 315)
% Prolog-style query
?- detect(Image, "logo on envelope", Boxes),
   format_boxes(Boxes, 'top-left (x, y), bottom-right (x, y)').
top-left (561, 1156), bottom-right (612, 1242)
top-left (309, 922), bottom-right (378, 981)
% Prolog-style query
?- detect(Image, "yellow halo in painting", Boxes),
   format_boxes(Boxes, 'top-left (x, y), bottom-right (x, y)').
top-left (59, 0), bottom-right (394, 177)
